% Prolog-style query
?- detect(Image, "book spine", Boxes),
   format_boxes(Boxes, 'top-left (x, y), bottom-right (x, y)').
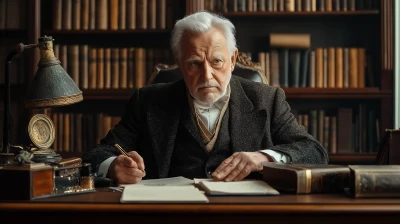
top-left (119, 0), bottom-right (126, 29)
top-left (81, 0), bottom-right (89, 30)
top-left (351, 169), bottom-right (400, 198)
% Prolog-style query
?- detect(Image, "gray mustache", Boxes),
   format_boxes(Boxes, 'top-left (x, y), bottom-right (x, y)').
top-left (197, 81), bottom-right (219, 88)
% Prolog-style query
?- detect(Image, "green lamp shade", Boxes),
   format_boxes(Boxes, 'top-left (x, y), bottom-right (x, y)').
top-left (25, 36), bottom-right (83, 108)
top-left (25, 60), bottom-right (83, 108)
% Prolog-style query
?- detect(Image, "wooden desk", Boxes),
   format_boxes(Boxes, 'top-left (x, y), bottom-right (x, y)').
top-left (1, 189), bottom-right (400, 223)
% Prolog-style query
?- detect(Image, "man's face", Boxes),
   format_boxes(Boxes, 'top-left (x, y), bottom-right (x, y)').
top-left (179, 27), bottom-right (237, 105)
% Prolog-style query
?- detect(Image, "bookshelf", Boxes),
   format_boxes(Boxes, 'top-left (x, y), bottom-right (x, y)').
top-left (2, 0), bottom-right (395, 166)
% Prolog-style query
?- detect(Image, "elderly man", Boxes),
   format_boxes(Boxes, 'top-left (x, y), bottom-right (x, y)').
top-left (82, 11), bottom-right (328, 184)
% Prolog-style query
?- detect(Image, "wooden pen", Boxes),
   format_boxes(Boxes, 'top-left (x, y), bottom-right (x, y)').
top-left (114, 143), bottom-right (146, 176)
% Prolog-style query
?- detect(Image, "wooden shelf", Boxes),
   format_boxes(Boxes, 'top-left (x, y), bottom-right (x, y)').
top-left (43, 29), bottom-right (170, 35)
top-left (223, 10), bottom-right (380, 17)
top-left (81, 88), bottom-right (392, 100)
top-left (329, 153), bottom-right (377, 164)
top-left (283, 88), bottom-right (392, 99)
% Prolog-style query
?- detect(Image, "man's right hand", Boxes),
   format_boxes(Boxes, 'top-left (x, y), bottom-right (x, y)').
top-left (107, 151), bottom-right (146, 184)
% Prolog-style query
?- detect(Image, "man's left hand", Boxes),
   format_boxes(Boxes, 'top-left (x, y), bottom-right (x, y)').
top-left (212, 152), bottom-right (272, 181)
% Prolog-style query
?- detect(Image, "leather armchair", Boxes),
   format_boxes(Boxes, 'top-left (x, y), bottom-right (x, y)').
top-left (147, 52), bottom-right (268, 85)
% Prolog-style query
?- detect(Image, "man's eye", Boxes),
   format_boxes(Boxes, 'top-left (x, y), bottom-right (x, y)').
top-left (190, 61), bottom-right (200, 67)
top-left (212, 59), bottom-right (224, 68)
top-left (213, 59), bottom-right (223, 64)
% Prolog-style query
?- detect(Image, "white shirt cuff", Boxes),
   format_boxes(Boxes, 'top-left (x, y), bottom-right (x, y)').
top-left (260, 149), bottom-right (291, 163)
top-left (97, 156), bottom-right (117, 177)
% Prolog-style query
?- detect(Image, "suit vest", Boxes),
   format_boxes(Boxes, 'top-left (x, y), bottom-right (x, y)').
top-left (168, 107), bottom-right (232, 179)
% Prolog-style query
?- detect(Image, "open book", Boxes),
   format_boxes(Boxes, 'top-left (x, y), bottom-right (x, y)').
top-left (120, 176), bottom-right (279, 203)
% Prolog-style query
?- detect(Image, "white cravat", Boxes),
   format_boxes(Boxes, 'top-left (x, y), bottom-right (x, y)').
top-left (192, 87), bottom-right (230, 133)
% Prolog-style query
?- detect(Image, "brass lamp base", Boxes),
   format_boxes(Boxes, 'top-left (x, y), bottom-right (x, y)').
top-left (0, 153), bottom-right (15, 166)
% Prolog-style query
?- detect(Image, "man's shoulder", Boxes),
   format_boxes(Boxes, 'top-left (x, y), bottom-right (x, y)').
top-left (234, 76), bottom-right (280, 98)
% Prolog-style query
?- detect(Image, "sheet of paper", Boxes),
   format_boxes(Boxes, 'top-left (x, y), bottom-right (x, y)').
top-left (198, 180), bottom-right (280, 195)
top-left (120, 185), bottom-right (209, 203)
top-left (120, 176), bottom-right (195, 187)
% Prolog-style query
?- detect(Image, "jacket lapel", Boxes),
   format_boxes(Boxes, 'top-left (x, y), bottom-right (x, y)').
top-left (229, 77), bottom-right (267, 153)
top-left (147, 80), bottom-right (185, 178)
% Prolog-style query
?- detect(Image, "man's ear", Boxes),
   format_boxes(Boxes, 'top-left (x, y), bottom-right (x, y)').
top-left (231, 49), bottom-right (238, 72)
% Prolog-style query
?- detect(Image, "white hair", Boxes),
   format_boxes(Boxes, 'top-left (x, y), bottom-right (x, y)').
top-left (171, 11), bottom-right (237, 61)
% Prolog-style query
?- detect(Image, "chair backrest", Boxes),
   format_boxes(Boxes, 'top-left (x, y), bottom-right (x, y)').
top-left (147, 52), bottom-right (268, 85)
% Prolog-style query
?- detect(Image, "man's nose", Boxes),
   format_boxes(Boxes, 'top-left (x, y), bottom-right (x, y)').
top-left (201, 61), bottom-right (214, 81)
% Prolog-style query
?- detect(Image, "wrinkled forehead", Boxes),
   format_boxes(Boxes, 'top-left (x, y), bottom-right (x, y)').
top-left (180, 28), bottom-right (228, 53)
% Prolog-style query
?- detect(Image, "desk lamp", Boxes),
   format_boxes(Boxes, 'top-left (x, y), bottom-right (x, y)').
top-left (0, 36), bottom-right (83, 165)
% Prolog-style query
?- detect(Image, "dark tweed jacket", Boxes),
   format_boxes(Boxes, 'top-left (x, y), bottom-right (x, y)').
top-left (82, 76), bottom-right (329, 178)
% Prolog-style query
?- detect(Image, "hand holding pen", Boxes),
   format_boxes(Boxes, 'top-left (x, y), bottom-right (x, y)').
top-left (107, 143), bottom-right (146, 184)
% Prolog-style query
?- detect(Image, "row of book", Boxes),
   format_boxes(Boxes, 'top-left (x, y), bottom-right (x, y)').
top-left (53, 45), bottom-right (174, 90)
top-left (257, 47), bottom-right (372, 88)
top-left (192, 0), bottom-right (379, 13)
top-left (49, 112), bottom-right (121, 153)
top-left (293, 104), bottom-right (379, 154)
top-left (0, 0), bottom-right (26, 29)
top-left (52, 0), bottom-right (172, 31)
top-left (0, 43), bottom-right (25, 84)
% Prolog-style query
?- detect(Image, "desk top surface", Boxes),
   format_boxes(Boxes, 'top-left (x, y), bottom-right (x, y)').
top-left (2, 188), bottom-right (400, 214)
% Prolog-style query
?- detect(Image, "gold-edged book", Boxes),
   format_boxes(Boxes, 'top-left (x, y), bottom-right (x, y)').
top-left (349, 165), bottom-right (400, 198)
top-left (262, 162), bottom-right (350, 194)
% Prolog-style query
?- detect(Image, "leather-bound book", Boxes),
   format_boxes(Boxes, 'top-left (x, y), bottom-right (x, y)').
top-left (262, 162), bottom-right (350, 194)
top-left (109, 0), bottom-right (118, 30)
top-left (62, 0), bottom-right (72, 30)
top-left (104, 48), bottom-right (111, 89)
top-left (349, 48), bottom-right (358, 88)
top-left (137, 0), bottom-right (148, 29)
top-left (81, 0), bottom-right (89, 30)
top-left (119, 0), bottom-right (126, 29)
top-left (269, 33), bottom-right (311, 49)
top-left (335, 47), bottom-right (343, 88)
top-left (96, 0), bottom-right (107, 30)
top-left (89, 0), bottom-right (96, 29)
top-left (315, 48), bottom-right (323, 88)
top-left (156, 0), bottom-right (166, 29)
top-left (111, 48), bottom-right (120, 89)
top-left (119, 48), bottom-right (128, 89)
top-left (97, 48), bottom-right (104, 89)
top-left (53, 0), bottom-right (62, 30)
top-left (127, 0), bottom-right (136, 29)
top-left (348, 165), bottom-right (400, 198)
top-left (72, 0), bottom-right (81, 30)
top-left (148, 0), bottom-right (156, 29)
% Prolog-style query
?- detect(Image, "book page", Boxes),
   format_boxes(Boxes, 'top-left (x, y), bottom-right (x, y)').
top-left (198, 180), bottom-right (280, 195)
top-left (120, 185), bottom-right (209, 203)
